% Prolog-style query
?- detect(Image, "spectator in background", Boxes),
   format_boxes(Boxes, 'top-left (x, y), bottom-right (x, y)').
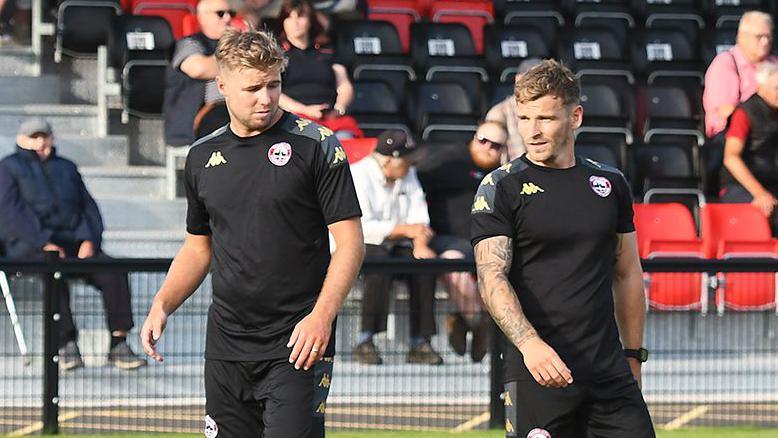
top-left (417, 121), bottom-right (507, 362)
top-left (278, 0), bottom-right (362, 139)
top-left (0, 0), bottom-right (14, 44)
top-left (351, 130), bottom-right (442, 366)
top-left (485, 58), bottom-right (542, 161)
top-left (703, 11), bottom-right (778, 195)
top-left (234, 0), bottom-right (270, 29)
top-left (163, 0), bottom-right (233, 146)
top-left (721, 62), bottom-right (778, 235)
top-left (0, 117), bottom-right (146, 371)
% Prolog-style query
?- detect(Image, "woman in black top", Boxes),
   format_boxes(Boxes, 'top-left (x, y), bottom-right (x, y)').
top-left (278, 0), bottom-right (362, 137)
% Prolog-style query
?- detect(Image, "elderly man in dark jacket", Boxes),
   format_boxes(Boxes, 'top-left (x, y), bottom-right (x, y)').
top-left (0, 117), bottom-right (145, 370)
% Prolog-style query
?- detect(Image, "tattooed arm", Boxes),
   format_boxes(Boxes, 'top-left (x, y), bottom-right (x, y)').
top-left (475, 236), bottom-right (573, 387)
top-left (612, 231), bottom-right (647, 386)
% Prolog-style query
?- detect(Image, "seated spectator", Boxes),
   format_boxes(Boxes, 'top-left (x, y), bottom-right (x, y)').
top-left (721, 62), bottom-right (778, 235)
top-left (0, 0), bottom-right (14, 44)
top-left (484, 58), bottom-right (541, 161)
top-left (417, 121), bottom-right (507, 362)
top-left (703, 11), bottom-right (778, 195)
top-left (0, 118), bottom-right (146, 371)
top-left (351, 130), bottom-right (442, 365)
top-left (235, 0), bottom-right (270, 28)
top-left (163, 0), bottom-right (233, 146)
top-left (277, 0), bottom-right (362, 139)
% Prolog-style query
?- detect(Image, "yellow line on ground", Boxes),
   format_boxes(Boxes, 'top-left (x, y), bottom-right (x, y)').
top-left (661, 405), bottom-right (709, 430)
top-left (0, 419), bottom-right (31, 426)
top-left (703, 413), bottom-right (778, 422)
top-left (449, 411), bottom-right (490, 433)
top-left (7, 411), bottom-right (81, 436)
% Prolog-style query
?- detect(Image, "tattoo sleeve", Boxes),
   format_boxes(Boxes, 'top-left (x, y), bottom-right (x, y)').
top-left (474, 236), bottom-right (538, 350)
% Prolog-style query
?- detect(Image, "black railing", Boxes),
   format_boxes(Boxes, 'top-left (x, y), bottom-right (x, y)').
top-left (3, 255), bottom-right (778, 434)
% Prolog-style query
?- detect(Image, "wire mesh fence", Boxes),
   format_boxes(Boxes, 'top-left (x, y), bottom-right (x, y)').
top-left (2, 257), bottom-right (778, 434)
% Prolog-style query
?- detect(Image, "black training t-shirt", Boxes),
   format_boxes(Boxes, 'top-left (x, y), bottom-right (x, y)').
top-left (184, 111), bottom-right (362, 361)
top-left (471, 155), bottom-right (634, 382)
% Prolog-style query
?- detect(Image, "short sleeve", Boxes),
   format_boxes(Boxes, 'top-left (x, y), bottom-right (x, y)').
top-left (172, 37), bottom-right (206, 71)
top-left (615, 173), bottom-right (635, 233)
top-left (314, 133), bottom-right (362, 225)
top-left (471, 173), bottom-right (516, 247)
top-left (725, 107), bottom-right (752, 142)
top-left (184, 152), bottom-right (211, 235)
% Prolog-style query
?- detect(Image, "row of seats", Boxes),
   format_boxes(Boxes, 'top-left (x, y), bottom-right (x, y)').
top-left (635, 202), bottom-right (778, 314)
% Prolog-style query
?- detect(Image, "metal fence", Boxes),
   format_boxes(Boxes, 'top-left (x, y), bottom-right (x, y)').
top-left (2, 256), bottom-right (778, 434)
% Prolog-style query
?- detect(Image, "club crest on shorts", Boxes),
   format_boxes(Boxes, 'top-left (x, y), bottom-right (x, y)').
top-left (204, 415), bottom-right (218, 438)
top-left (589, 175), bottom-right (612, 197)
top-left (527, 428), bottom-right (551, 438)
top-left (268, 142), bottom-right (292, 166)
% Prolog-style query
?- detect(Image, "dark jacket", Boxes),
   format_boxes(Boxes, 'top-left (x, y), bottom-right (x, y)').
top-left (0, 146), bottom-right (103, 258)
top-left (721, 93), bottom-right (778, 188)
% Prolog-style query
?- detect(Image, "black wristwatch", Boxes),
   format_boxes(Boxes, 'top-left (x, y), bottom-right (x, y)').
top-left (624, 348), bottom-right (649, 363)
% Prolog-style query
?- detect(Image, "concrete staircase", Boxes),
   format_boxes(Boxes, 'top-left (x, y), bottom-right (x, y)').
top-left (0, 47), bottom-right (184, 258)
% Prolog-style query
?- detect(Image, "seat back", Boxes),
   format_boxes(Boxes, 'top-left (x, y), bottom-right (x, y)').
top-left (557, 26), bottom-right (626, 64)
top-left (410, 22), bottom-right (478, 69)
top-left (430, 0), bottom-right (494, 54)
top-left (57, 0), bottom-right (121, 58)
top-left (132, 0), bottom-right (195, 39)
top-left (702, 203), bottom-right (773, 258)
top-left (109, 14), bottom-right (174, 68)
top-left (633, 202), bottom-right (698, 257)
top-left (367, 0), bottom-right (422, 53)
top-left (335, 20), bottom-right (404, 67)
top-left (350, 80), bottom-right (401, 114)
top-left (341, 137), bottom-right (378, 164)
top-left (484, 24), bottom-right (551, 81)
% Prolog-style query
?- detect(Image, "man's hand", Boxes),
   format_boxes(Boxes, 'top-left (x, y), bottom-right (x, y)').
top-left (302, 104), bottom-right (330, 120)
top-left (752, 191), bottom-right (778, 217)
top-left (77, 240), bottom-right (95, 259)
top-left (287, 310), bottom-right (332, 371)
top-left (43, 242), bottom-right (65, 258)
top-left (519, 336), bottom-right (573, 388)
top-left (394, 224), bottom-right (434, 241)
top-left (412, 244), bottom-right (436, 259)
top-left (140, 305), bottom-right (168, 362)
top-left (627, 357), bottom-right (642, 388)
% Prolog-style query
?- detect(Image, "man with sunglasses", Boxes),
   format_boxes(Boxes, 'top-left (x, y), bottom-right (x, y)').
top-left (163, 0), bottom-right (236, 146)
top-left (416, 121), bottom-right (507, 362)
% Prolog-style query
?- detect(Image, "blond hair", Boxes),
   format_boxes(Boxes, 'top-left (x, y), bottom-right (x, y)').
top-left (215, 28), bottom-right (288, 73)
top-left (514, 59), bottom-right (580, 107)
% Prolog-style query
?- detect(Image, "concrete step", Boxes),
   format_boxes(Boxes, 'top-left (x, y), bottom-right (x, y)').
top-left (0, 104), bottom-right (98, 137)
top-left (0, 75), bottom-right (60, 104)
top-left (0, 48), bottom-right (40, 76)
top-left (102, 229), bottom-right (184, 258)
top-left (0, 135), bottom-right (129, 166)
top-left (81, 165), bottom-right (166, 198)
top-left (96, 196), bottom-right (185, 231)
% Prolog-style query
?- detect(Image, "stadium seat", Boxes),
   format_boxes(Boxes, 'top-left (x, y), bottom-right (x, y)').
top-left (55, 0), bottom-right (122, 61)
top-left (643, 187), bottom-right (706, 232)
top-left (130, 0), bottom-right (196, 39)
top-left (631, 28), bottom-right (703, 85)
top-left (349, 79), bottom-right (410, 134)
top-left (407, 81), bottom-right (478, 140)
top-left (366, 0), bottom-right (422, 53)
top-left (633, 143), bottom-right (698, 194)
top-left (334, 20), bottom-right (414, 101)
top-left (484, 24), bottom-right (552, 82)
top-left (575, 132), bottom-right (630, 172)
top-left (701, 28), bottom-right (736, 66)
top-left (556, 26), bottom-right (634, 84)
top-left (341, 137), bottom-right (378, 164)
top-left (429, 0), bottom-right (495, 54)
top-left (633, 202), bottom-right (707, 312)
top-left (565, 1), bottom-right (635, 43)
top-left (701, 203), bottom-right (778, 313)
top-left (499, 0), bottom-right (564, 44)
top-left (410, 22), bottom-right (489, 111)
top-left (122, 61), bottom-right (168, 117)
top-left (488, 82), bottom-right (513, 108)
top-left (640, 84), bottom-right (703, 144)
top-left (576, 79), bottom-right (635, 150)
top-left (108, 14), bottom-right (174, 69)
top-left (701, 0), bottom-right (767, 29)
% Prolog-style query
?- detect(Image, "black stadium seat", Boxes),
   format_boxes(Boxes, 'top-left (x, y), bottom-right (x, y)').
top-left (407, 81), bottom-right (478, 141)
top-left (701, 28), bottom-right (736, 66)
top-left (577, 144), bottom-right (621, 170)
top-left (484, 24), bottom-right (552, 83)
top-left (349, 79), bottom-right (411, 137)
top-left (110, 15), bottom-right (174, 118)
top-left (499, 0), bottom-right (563, 44)
top-left (633, 143), bottom-right (699, 194)
top-left (631, 28), bottom-right (703, 85)
top-left (55, 0), bottom-right (121, 61)
top-left (557, 26), bottom-right (634, 84)
top-left (566, 1), bottom-right (635, 43)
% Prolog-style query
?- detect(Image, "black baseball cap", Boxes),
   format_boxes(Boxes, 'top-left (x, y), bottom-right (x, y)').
top-left (375, 130), bottom-right (415, 158)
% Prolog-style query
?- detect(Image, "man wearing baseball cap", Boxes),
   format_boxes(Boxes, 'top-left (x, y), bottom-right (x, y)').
top-left (350, 130), bottom-right (443, 365)
top-left (0, 117), bottom-right (146, 370)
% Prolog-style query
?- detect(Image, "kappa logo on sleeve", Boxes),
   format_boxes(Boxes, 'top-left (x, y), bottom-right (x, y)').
top-left (204, 415), bottom-right (218, 438)
top-left (472, 195), bottom-right (491, 212)
top-left (332, 145), bottom-right (346, 165)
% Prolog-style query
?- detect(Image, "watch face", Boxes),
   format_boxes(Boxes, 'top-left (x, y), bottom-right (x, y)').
top-left (639, 348), bottom-right (649, 362)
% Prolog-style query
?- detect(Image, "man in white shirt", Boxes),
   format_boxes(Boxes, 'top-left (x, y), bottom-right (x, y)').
top-left (350, 130), bottom-right (442, 365)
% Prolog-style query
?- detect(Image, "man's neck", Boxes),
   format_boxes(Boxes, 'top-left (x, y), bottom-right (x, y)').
top-left (229, 110), bottom-right (284, 137)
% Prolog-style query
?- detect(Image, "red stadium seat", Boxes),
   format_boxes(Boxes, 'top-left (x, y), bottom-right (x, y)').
top-left (367, 0), bottom-right (422, 53)
top-left (429, 0), bottom-right (494, 54)
top-left (341, 137), bottom-right (377, 164)
top-left (131, 0), bottom-right (197, 39)
top-left (633, 203), bottom-right (707, 312)
top-left (701, 204), bottom-right (778, 313)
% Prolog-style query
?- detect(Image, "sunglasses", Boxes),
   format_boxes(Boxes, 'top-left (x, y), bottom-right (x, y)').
top-left (212, 9), bottom-right (237, 18)
top-left (477, 135), bottom-right (505, 150)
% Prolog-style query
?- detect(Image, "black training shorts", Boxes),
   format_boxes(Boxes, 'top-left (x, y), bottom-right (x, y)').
top-left (504, 373), bottom-right (655, 438)
top-left (204, 357), bottom-right (333, 438)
